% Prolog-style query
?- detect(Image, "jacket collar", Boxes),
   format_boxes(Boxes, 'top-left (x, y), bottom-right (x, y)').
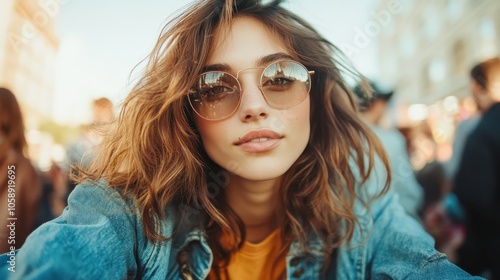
top-left (167, 203), bottom-right (329, 279)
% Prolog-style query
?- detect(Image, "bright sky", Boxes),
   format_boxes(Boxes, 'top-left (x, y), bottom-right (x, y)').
top-left (53, 0), bottom-right (380, 125)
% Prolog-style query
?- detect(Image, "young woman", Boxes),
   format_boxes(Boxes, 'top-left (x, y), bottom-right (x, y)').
top-left (0, 88), bottom-right (41, 255)
top-left (0, 1), bottom-right (482, 279)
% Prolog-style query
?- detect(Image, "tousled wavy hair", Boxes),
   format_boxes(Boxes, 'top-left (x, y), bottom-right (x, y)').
top-left (78, 0), bottom-right (390, 274)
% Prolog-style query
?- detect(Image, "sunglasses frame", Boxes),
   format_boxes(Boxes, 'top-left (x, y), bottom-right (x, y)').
top-left (188, 60), bottom-right (315, 121)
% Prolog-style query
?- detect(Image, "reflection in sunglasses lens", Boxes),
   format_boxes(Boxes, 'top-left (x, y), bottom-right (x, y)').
top-left (262, 62), bottom-right (310, 108)
top-left (189, 61), bottom-right (310, 120)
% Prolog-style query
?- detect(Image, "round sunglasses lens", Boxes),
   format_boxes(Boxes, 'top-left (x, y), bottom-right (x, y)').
top-left (188, 72), bottom-right (240, 120)
top-left (261, 61), bottom-right (310, 108)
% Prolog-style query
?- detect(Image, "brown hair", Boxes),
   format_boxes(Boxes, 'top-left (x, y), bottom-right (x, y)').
top-left (0, 87), bottom-right (28, 157)
top-left (77, 0), bottom-right (390, 274)
top-left (471, 57), bottom-right (500, 93)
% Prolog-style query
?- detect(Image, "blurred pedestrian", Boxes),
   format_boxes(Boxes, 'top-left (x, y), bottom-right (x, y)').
top-left (416, 161), bottom-right (464, 263)
top-left (453, 57), bottom-right (500, 279)
top-left (49, 97), bottom-right (116, 217)
top-left (0, 88), bottom-right (42, 253)
top-left (445, 115), bottom-right (480, 180)
top-left (65, 97), bottom-right (115, 172)
top-left (400, 121), bottom-right (439, 172)
top-left (354, 81), bottom-right (424, 220)
top-left (445, 97), bottom-right (483, 181)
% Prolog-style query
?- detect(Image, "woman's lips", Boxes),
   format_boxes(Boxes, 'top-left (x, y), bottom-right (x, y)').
top-left (237, 138), bottom-right (282, 153)
top-left (234, 130), bottom-right (283, 153)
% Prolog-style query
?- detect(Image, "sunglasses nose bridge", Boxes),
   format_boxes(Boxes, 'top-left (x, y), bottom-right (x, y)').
top-left (235, 66), bottom-right (264, 79)
top-left (235, 67), bottom-right (265, 94)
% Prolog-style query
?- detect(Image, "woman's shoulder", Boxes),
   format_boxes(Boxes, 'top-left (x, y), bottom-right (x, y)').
top-left (0, 181), bottom-right (177, 278)
top-left (69, 181), bottom-right (178, 216)
top-left (67, 181), bottom-right (182, 238)
top-left (45, 180), bottom-right (143, 236)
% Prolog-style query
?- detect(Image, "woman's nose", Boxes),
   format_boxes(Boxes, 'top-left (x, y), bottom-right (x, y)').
top-left (237, 74), bottom-right (270, 122)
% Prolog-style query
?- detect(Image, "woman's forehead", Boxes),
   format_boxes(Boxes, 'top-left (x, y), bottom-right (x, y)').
top-left (206, 16), bottom-right (290, 67)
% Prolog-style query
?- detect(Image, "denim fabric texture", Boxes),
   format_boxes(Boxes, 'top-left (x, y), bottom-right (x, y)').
top-left (0, 175), bottom-right (484, 279)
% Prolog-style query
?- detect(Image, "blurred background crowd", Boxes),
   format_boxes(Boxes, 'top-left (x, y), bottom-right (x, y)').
top-left (1, 0), bottom-right (499, 278)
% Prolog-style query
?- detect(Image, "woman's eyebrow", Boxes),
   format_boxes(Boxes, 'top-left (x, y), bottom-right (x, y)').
top-left (257, 53), bottom-right (294, 66)
top-left (201, 53), bottom-right (294, 73)
top-left (201, 63), bottom-right (231, 73)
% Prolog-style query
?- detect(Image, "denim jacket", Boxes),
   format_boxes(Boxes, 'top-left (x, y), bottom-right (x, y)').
top-left (0, 179), bottom-right (483, 279)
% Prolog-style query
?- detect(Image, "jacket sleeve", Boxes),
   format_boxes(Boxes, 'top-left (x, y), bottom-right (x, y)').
top-left (0, 183), bottom-right (140, 280)
top-left (365, 188), bottom-right (483, 279)
top-left (348, 156), bottom-right (482, 279)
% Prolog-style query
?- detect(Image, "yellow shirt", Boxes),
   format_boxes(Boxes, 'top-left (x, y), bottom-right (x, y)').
top-left (208, 229), bottom-right (287, 280)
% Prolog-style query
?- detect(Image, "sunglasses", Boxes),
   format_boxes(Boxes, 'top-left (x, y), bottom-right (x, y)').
top-left (188, 60), bottom-right (314, 120)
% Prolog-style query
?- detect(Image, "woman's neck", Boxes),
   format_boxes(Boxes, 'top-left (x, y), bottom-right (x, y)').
top-left (225, 176), bottom-right (281, 243)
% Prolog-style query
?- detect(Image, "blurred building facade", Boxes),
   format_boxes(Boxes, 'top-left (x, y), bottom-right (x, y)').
top-left (377, 0), bottom-right (500, 105)
top-left (375, 0), bottom-right (500, 162)
top-left (0, 0), bottom-right (59, 129)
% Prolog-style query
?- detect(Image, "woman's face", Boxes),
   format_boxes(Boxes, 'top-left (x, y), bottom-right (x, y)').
top-left (193, 16), bottom-right (310, 181)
